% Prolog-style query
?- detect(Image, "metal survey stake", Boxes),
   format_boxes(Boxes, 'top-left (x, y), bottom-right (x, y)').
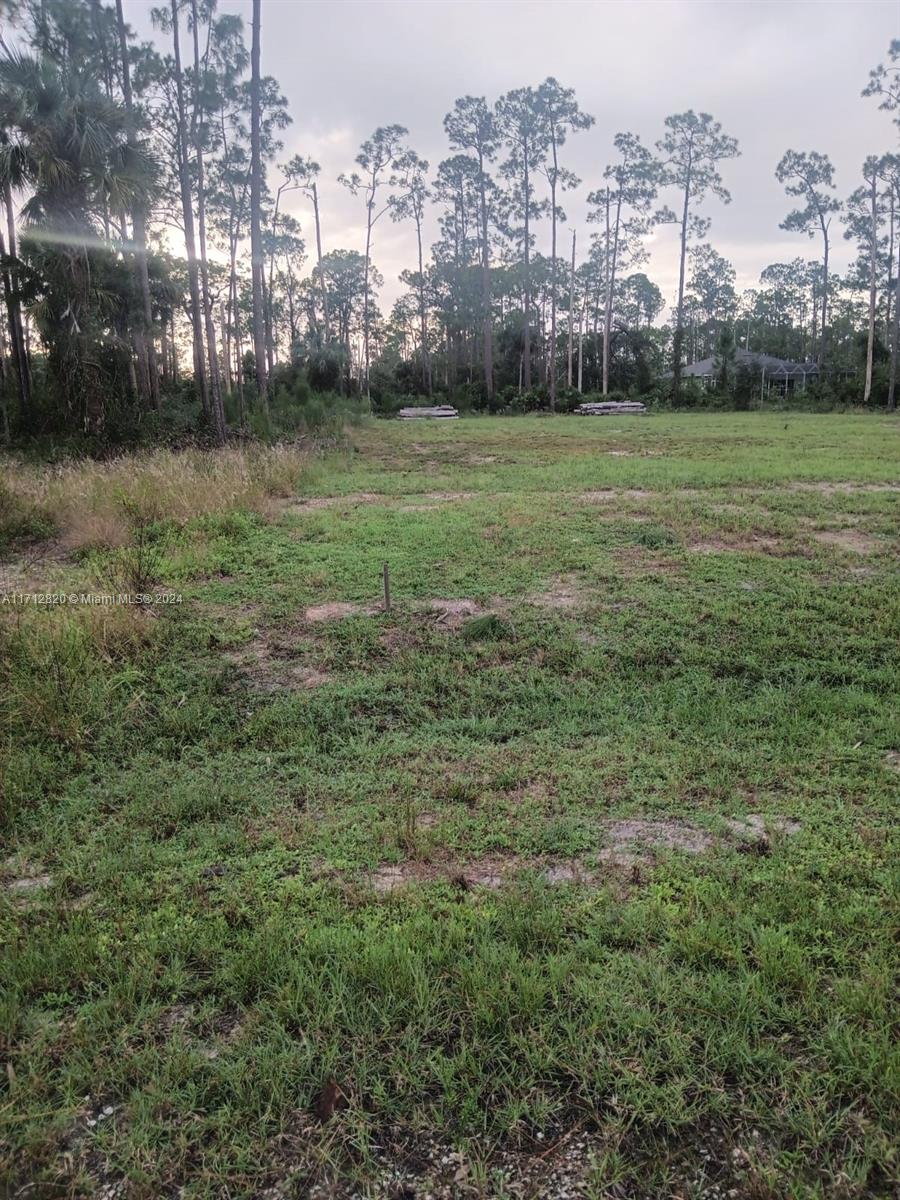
top-left (382, 561), bottom-right (391, 612)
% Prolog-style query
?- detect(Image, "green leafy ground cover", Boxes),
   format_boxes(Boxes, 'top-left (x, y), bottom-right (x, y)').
top-left (2, 413), bottom-right (899, 1198)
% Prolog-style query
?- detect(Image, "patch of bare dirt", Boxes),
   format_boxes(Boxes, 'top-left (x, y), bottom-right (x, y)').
top-left (884, 751), bottom-right (900, 773)
top-left (419, 490), bottom-right (477, 503)
top-left (52, 1094), bottom-right (127, 1197)
top-left (367, 862), bottom-right (440, 892)
top-left (542, 862), bottom-right (596, 885)
top-left (526, 575), bottom-right (585, 610)
top-left (4, 857), bottom-right (52, 908)
top-left (605, 818), bottom-right (716, 855)
top-left (256, 1125), bottom-right (698, 1200)
top-left (397, 490), bottom-right (478, 512)
top-left (366, 856), bottom-right (578, 894)
top-left (148, 1004), bottom-right (245, 1061)
top-left (413, 597), bottom-right (498, 629)
top-left (812, 529), bottom-right (881, 554)
top-left (6, 871), bottom-right (53, 894)
top-left (724, 814), bottom-right (802, 839)
top-left (687, 533), bottom-right (787, 556)
top-left (600, 814), bottom-right (801, 860)
top-left (226, 633), bottom-right (332, 691)
top-left (581, 488), bottom-right (652, 503)
top-left (787, 482), bottom-right (900, 495)
top-left (612, 547), bottom-right (684, 579)
top-left (0, 542), bottom-right (83, 595)
top-left (153, 1003), bottom-right (193, 1039)
top-left (707, 501), bottom-right (761, 516)
top-left (196, 1009), bottom-right (246, 1061)
top-left (355, 812), bottom-right (802, 899)
top-left (283, 492), bottom-right (384, 511)
top-left (304, 601), bottom-right (378, 622)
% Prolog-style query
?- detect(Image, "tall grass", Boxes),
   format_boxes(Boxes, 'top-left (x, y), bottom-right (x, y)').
top-left (0, 443), bottom-right (311, 552)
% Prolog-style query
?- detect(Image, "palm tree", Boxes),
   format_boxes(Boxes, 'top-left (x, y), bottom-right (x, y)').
top-left (0, 47), bottom-right (153, 434)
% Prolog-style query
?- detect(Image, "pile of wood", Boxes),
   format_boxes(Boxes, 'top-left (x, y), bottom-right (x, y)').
top-left (575, 400), bottom-right (647, 415)
top-left (397, 405), bottom-right (459, 420)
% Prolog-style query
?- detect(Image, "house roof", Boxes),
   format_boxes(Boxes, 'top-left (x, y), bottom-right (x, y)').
top-left (679, 349), bottom-right (820, 379)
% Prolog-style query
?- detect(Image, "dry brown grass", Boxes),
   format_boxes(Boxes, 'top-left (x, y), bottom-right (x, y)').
top-left (1, 444), bottom-right (309, 552)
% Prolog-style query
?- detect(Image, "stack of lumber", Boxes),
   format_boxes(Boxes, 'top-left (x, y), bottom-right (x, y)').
top-left (575, 400), bottom-right (647, 415)
top-left (397, 405), bottom-right (459, 420)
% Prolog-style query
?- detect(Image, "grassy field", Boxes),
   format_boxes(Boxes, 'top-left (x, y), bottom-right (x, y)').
top-left (2, 413), bottom-right (899, 1199)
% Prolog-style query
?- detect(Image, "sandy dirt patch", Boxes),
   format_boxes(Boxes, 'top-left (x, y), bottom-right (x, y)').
top-left (4, 858), bottom-right (53, 909)
top-left (613, 547), bottom-right (684, 579)
top-left (285, 492), bottom-right (384, 511)
top-left (417, 597), bottom-right (482, 621)
top-left (812, 529), bottom-right (881, 554)
top-left (581, 488), bottom-right (652, 503)
top-left (787, 482), bottom-right (900, 495)
top-left (304, 601), bottom-right (379, 622)
top-left (526, 575), bottom-right (585, 610)
top-left (687, 533), bottom-right (786, 556)
top-left (357, 814), bottom-right (801, 896)
top-left (226, 634), bottom-right (332, 691)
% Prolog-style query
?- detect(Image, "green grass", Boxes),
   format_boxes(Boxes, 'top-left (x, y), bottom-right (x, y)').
top-left (2, 413), bottom-right (899, 1198)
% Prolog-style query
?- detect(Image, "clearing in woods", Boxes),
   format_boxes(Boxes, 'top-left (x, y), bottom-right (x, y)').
top-left (2, 413), bottom-right (899, 1198)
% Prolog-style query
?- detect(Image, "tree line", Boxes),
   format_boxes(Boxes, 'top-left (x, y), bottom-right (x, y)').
top-left (0, 0), bottom-right (897, 446)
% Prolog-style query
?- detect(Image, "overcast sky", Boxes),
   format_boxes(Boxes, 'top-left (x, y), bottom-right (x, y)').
top-left (129, 0), bottom-right (900, 318)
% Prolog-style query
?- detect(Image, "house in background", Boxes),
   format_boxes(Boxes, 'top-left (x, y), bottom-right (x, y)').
top-left (676, 349), bottom-right (820, 394)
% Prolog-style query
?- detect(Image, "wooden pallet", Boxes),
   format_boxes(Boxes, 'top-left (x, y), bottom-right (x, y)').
top-left (575, 401), bottom-right (647, 415)
top-left (397, 405), bottom-right (459, 420)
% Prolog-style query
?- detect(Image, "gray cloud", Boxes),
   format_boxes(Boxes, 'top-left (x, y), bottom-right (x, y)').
top-left (129, 0), bottom-right (899, 314)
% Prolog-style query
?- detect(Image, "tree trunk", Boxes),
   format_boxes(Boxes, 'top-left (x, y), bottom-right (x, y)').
top-left (362, 193), bottom-right (374, 402)
top-left (887, 193), bottom-right (895, 336)
top-left (115, 0), bottom-right (160, 412)
top-left (672, 144), bottom-right (694, 402)
top-left (249, 0), bottom-right (268, 410)
top-left (191, 0), bottom-right (226, 442)
top-left (864, 168), bottom-right (877, 405)
top-left (567, 229), bottom-right (575, 389)
top-left (170, 314), bottom-right (179, 382)
top-left (311, 182), bottom-right (330, 343)
top-left (0, 315), bottom-right (8, 443)
top-left (523, 142), bottom-right (531, 391)
top-left (265, 184), bottom-right (283, 375)
top-left (539, 291), bottom-right (547, 385)
top-left (170, 0), bottom-right (209, 418)
top-left (220, 300), bottom-right (232, 393)
top-left (890, 213), bottom-right (900, 410)
top-left (577, 288), bottom-right (585, 393)
top-left (478, 147), bottom-right (493, 400)
top-left (2, 183), bottom-right (31, 427)
top-left (218, 300), bottom-right (232, 398)
top-left (549, 139), bottom-right (558, 410)
top-left (415, 211), bottom-right (431, 394)
top-left (235, 311), bottom-right (246, 430)
top-left (262, 256), bottom-right (275, 377)
top-left (819, 220), bottom-right (830, 373)
top-left (603, 190), bottom-right (623, 396)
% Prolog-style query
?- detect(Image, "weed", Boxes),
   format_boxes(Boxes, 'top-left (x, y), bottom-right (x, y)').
top-left (461, 613), bottom-right (513, 641)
